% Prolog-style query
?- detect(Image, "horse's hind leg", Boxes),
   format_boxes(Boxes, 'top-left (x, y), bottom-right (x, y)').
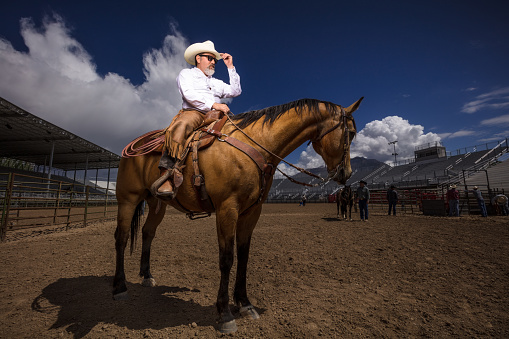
top-left (113, 199), bottom-right (143, 300)
top-left (139, 197), bottom-right (166, 287)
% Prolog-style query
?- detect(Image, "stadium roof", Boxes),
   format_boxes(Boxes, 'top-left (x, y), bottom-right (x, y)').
top-left (0, 97), bottom-right (121, 171)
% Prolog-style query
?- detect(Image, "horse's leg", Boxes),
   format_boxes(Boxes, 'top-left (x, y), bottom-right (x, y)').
top-left (336, 200), bottom-right (340, 218)
top-left (215, 204), bottom-right (239, 333)
top-left (348, 202), bottom-right (353, 220)
top-left (234, 205), bottom-right (262, 320)
top-left (113, 197), bottom-right (143, 300)
top-left (139, 197), bottom-right (166, 287)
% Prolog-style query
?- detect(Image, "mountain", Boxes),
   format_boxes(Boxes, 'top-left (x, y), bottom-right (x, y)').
top-left (289, 157), bottom-right (385, 180)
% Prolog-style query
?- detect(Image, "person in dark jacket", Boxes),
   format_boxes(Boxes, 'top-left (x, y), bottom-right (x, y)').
top-left (387, 185), bottom-right (398, 216)
top-left (356, 180), bottom-right (370, 221)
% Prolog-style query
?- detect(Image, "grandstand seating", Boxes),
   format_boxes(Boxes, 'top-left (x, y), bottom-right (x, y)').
top-left (268, 141), bottom-right (508, 202)
top-left (465, 157), bottom-right (509, 192)
top-left (0, 166), bottom-right (110, 194)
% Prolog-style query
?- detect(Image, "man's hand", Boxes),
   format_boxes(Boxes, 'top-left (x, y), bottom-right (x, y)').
top-left (220, 53), bottom-right (234, 69)
top-left (212, 102), bottom-right (230, 114)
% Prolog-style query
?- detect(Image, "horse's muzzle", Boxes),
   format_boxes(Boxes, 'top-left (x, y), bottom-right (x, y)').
top-left (328, 165), bottom-right (350, 184)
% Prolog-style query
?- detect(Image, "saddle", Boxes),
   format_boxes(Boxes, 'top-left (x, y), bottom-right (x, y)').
top-left (122, 111), bottom-right (276, 219)
top-left (122, 110), bottom-right (226, 157)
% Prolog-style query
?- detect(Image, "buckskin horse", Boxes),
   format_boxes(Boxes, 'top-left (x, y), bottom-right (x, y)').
top-left (113, 97), bottom-right (363, 333)
top-left (337, 185), bottom-right (354, 220)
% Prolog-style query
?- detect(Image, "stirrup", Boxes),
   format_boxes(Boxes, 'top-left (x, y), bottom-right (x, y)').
top-left (150, 169), bottom-right (173, 197)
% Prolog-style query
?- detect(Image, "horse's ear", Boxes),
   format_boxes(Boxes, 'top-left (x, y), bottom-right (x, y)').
top-left (345, 97), bottom-right (364, 115)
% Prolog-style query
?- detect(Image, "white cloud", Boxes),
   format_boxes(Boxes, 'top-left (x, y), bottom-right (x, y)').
top-left (0, 14), bottom-right (188, 154)
top-left (461, 87), bottom-right (509, 114)
top-left (280, 115), bottom-right (441, 168)
top-left (438, 130), bottom-right (477, 139)
top-left (477, 130), bottom-right (509, 142)
top-left (480, 114), bottom-right (509, 126)
top-left (349, 116), bottom-right (440, 164)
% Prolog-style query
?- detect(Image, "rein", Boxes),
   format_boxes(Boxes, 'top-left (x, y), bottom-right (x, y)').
top-left (226, 105), bottom-right (353, 188)
top-left (226, 114), bottom-right (325, 185)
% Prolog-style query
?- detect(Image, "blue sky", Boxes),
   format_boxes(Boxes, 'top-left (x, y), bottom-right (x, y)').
top-left (1, 0), bottom-right (509, 173)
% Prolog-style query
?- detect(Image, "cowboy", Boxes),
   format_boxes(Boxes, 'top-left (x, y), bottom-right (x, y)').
top-left (465, 186), bottom-right (487, 217)
top-left (492, 194), bottom-right (509, 216)
top-left (386, 185), bottom-right (398, 216)
top-left (446, 184), bottom-right (460, 217)
top-left (356, 180), bottom-right (370, 221)
top-left (155, 40), bottom-right (242, 198)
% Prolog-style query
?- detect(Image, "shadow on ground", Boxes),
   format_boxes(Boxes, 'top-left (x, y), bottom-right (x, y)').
top-left (32, 276), bottom-right (220, 338)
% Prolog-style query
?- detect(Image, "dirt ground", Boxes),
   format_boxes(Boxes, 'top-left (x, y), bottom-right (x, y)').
top-left (0, 203), bottom-right (508, 338)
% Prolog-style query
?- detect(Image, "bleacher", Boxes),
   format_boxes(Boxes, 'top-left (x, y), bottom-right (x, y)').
top-left (0, 166), bottom-right (110, 195)
top-left (267, 138), bottom-right (509, 202)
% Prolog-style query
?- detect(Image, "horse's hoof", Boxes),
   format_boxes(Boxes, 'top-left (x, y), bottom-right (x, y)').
top-left (239, 305), bottom-right (260, 320)
top-left (218, 320), bottom-right (237, 333)
top-left (113, 291), bottom-right (129, 300)
top-left (142, 278), bottom-right (156, 287)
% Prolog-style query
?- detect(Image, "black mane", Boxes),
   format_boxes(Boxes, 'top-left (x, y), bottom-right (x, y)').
top-left (231, 98), bottom-right (340, 129)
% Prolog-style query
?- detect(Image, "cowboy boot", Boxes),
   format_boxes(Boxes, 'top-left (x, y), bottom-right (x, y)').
top-left (157, 169), bottom-right (175, 196)
top-left (150, 168), bottom-right (175, 199)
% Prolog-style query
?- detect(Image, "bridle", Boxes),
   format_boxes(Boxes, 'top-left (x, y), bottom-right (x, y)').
top-left (308, 106), bottom-right (356, 183)
top-left (226, 105), bottom-right (355, 187)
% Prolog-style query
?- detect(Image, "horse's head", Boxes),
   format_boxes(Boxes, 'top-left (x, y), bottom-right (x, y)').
top-left (311, 97), bottom-right (363, 184)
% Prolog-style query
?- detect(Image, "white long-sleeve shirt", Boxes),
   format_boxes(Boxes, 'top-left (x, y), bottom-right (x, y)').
top-left (176, 67), bottom-right (241, 113)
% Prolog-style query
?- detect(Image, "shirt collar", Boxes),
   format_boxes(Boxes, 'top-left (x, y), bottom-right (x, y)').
top-left (193, 67), bottom-right (212, 79)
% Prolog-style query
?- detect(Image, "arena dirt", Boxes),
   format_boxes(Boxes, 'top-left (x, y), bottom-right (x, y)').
top-left (0, 203), bottom-right (508, 338)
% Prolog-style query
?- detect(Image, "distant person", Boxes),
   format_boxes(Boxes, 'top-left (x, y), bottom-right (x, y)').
top-left (465, 186), bottom-right (487, 217)
top-left (446, 184), bottom-right (460, 217)
top-left (356, 180), bottom-right (370, 221)
top-left (492, 194), bottom-right (509, 216)
top-left (153, 40), bottom-right (241, 199)
top-left (299, 194), bottom-right (307, 207)
top-left (386, 185), bottom-right (398, 216)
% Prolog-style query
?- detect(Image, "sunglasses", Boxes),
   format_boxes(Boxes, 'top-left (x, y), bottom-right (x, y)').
top-left (199, 54), bottom-right (218, 63)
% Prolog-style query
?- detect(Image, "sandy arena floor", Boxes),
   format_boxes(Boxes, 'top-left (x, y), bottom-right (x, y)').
top-left (0, 203), bottom-right (508, 338)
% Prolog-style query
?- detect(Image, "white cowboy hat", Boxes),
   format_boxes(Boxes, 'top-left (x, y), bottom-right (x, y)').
top-left (473, 186), bottom-right (478, 189)
top-left (450, 184), bottom-right (457, 188)
top-left (184, 40), bottom-right (222, 66)
top-left (495, 195), bottom-right (508, 204)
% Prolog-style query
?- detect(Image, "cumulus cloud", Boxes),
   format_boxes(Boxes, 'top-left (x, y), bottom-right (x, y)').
top-left (0, 14), bottom-right (188, 154)
top-left (274, 115), bottom-right (441, 173)
top-left (461, 87), bottom-right (509, 114)
top-left (349, 116), bottom-right (440, 164)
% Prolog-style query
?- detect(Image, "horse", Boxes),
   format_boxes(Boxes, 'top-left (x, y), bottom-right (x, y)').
top-left (336, 185), bottom-right (354, 220)
top-left (113, 97), bottom-right (363, 333)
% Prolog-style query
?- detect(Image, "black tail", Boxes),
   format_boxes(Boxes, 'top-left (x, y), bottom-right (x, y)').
top-left (130, 201), bottom-right (145, 255)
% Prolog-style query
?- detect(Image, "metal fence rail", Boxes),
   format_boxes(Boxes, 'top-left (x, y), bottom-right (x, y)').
top-left (1, 172), bottom-right (117, 241)
top-left (267, 185), bottom-right (506, 217)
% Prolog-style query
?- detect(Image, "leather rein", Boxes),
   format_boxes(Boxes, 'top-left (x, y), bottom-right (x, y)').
top-left (223, 105), bottom-right (355, 188)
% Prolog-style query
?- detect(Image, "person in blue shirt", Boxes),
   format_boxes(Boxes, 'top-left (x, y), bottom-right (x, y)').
top-left (465, 186), bottom-right (487, 217)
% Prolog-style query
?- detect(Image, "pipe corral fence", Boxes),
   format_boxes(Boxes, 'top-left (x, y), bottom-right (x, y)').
top-left (1, 172), bottom-right (117, 241)
top-left (2, 172), bottom-right (507, 241)
top-left (266, 185), bottom-right (506, 217)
